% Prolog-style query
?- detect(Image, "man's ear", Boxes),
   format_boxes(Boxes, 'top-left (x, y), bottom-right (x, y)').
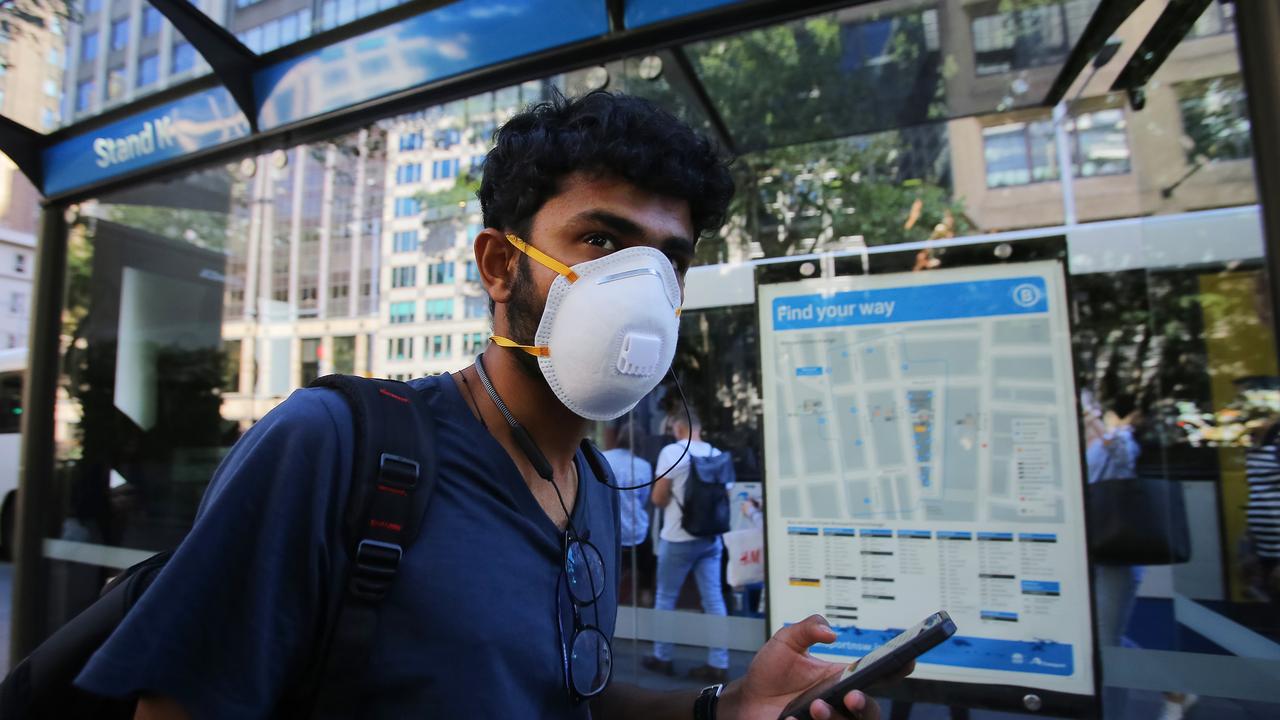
top-left (474, 228), bottom-right (518, 305)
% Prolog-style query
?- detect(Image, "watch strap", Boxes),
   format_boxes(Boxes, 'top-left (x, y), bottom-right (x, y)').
top-left (694, 683), bottom-right (724, 720)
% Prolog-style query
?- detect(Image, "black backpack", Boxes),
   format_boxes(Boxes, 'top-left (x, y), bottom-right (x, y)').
top-left (678, 450), bottom-right (736, 537)
top-left (0, 375), bottom-right (439, 720)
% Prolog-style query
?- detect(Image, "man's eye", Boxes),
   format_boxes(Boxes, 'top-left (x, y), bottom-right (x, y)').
top-left (584, 233), bottom-right (618, 251)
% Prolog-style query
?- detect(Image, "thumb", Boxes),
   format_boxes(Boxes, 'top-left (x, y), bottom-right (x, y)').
top-left (774, 614), bottom-right (838, 653)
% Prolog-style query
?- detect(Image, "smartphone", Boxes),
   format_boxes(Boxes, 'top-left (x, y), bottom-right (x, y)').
top-left (777, 611), bottom-right (957, 720)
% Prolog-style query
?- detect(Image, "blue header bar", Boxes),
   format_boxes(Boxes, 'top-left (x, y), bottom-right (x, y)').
top-left (897, 530), bottom-right (932, 539)
top-left (42, 87), bottom-right (250, 196)
top-left (788, 526), bottom-right (820, 535)
top-left (860, 529), bottom-right (893, 537)
top-left (772, 277), bottom-right (1049, 331)
top-left (823, 528), bottom-right (857, 536)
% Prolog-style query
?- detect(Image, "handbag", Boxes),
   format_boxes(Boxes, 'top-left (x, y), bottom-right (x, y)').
top-left (1087, 474), bottom-right (1192, 566)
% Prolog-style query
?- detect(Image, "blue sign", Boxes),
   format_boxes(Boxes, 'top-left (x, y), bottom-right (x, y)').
top-left (42, 87), bottom-right (250, 196)
top-left (255, 0), bottom-right (608, 130)
top-left (772, 276), bottom-right (1050, 331)
top-left (821, 626), bottom-right (1074, 676)
top-left (625, 0), bottom-right (740, 28)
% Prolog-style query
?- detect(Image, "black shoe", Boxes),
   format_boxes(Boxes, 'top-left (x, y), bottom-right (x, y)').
top-left (642, 655), bottom-right (675, 676)
top-left (688, 664), bottom-right (728, 683)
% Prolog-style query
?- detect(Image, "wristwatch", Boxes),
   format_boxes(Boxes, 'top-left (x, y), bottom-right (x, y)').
top-left (693, 683), bottom-right (724, 720)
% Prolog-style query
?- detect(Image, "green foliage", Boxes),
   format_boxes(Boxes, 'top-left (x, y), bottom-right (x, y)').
top-left (102, 204), bottom-right (231, 252)
top-left (415, 172), bottom-right (481, 214)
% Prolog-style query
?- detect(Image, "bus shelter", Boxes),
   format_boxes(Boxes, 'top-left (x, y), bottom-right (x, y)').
top-left (3, 0), bottom-right (1280, 716)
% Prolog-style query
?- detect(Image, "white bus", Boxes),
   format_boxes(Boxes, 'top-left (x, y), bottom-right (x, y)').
top-left (0, 347), bottom-right (24, 561)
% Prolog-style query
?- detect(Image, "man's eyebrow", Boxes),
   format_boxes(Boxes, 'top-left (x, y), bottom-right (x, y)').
top-left (572, 209), bottom-right (644, 237)
top-left (571, 209), bottom-right (694, 255)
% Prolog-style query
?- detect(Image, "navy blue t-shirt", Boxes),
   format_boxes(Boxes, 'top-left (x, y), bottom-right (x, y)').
top-left (76, 375), bottom-right (620, 719)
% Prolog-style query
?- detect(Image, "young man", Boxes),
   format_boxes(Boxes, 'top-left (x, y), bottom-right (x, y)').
top-left (78, 92), bottom-right (901, 720)
top-left (647, 410), bottom-right (731, 682)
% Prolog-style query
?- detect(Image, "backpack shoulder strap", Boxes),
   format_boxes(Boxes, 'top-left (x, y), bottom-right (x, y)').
top-left (580, 438), bottom-right (612, 487)
top-left (292, 375), bottom-right (438, 719)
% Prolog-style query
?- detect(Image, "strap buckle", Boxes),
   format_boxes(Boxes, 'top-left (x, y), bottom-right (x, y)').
top-left (378, 452), bottom-right (419, 490)
top-left (351, 539), bottom-right (403, 601)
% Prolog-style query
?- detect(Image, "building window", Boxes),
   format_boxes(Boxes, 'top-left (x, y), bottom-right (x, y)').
top-left (332, 336), bottom-right (356, 375)
top-left (106, 65), bottom-right (126, 100)
top-left (970, 0), bottom-right (1095, 76)
top-left (110, 18), bottom-right (129, 52)
top-left (14, 253), bottom-right (26, 274)
top-left (84, 0), bottom-right (101, 13)
top-left (462, 332), bottom-right (486, 356)
top-left (9, 292), bottom-right (25, 315)
top-left (142, 6), bottom-right (162, 37)
top-left (434, 128), bottom-right (461, 149)
top-left (222, 339), bottom-right (242, 393)
top-left (389, 301), bottom-right (416, 324)
top-left (387, 337), bottom-right (413, 361)
top-left (75, 79), bottom-right (96, 113)
top-left (137, 53), bottom-right (159, 88)
top-left (399, 131), bottom-right (424, 151)
top-left (394, 197), bottom-right (421, 217)
top-left (41, 108), bottom-right (56, 129)
top-left (396, 163), bottom-right (423, 184)
top-left (429, 334), bottom-right (453, 359)
top-left (464, 260), bottom-right (481, 282)
top-left (425, 299), bottom-right (454, 321)
top-left (1177, 75), bottom-right (1252, 162)
top-left (982, 120), bottom-right (1057, 187)
top-left (464, 296), bottom-right (488, 319)
top-left (172, 41), bottom-right (196, 74)
top-left (391, 266), bottom-right (417, 288)
top-left (81, 31), bottom-right (99, 62)
top-left (47, 48), bottom-right (61, 67)
top-left (42, 78), bottom-right (58, 97)
top-left (431, 158), bottom-right (460, 180)
top-left (1071, 109), bottom-right (1130, 178)
top-left (982, 109), bottom-right (1130, 187)
top-left (393, 230), bottom-right (420, 253)
top-left (426, 261), bottom-right (455, 285)
top-left (300, 338), bottom-right (321, 387)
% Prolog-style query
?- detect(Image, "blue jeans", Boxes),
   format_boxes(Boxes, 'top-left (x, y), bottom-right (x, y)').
top-left (653, 537), bottom-right (729, 669)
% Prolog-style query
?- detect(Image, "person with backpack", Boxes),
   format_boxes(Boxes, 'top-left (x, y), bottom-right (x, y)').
top-left (644, 409), bottom-right (734, 684)
top-left (10, 91), bottom-right (906, 720)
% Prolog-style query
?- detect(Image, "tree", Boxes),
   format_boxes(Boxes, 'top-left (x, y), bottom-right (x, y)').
top-left (680, 12), bottom-right (966, 263)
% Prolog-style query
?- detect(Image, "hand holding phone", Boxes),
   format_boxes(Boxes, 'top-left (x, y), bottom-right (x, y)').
top-left (778, 611), bottom-right (956, 720)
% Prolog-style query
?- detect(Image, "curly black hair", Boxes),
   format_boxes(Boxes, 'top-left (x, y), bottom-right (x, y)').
top-left (478, 90), bottom-right (734, 240)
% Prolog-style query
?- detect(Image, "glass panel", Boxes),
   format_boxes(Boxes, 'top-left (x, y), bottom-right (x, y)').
top-left (30, 0), bottom-right (1280, 715)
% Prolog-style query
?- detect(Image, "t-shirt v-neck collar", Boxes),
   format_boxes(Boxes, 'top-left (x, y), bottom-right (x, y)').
top-left (436, 373), bottom-right (590, 543)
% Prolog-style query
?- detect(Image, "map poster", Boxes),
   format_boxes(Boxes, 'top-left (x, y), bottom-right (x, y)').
top-left (760, 259), bottom-right (1094, 699)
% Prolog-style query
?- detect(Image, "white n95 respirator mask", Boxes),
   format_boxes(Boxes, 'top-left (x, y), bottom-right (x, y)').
top-left (491, 233), bottom-right (682, 421)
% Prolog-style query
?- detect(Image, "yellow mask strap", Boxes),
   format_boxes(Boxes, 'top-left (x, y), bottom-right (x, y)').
top-left (506, 233), bottom-right (579, 283)
top-left (491, 335), bottom-right (550, 357)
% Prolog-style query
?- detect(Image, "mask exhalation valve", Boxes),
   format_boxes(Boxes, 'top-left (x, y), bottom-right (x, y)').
top-left (616, 333), bottom-right (662, 377)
